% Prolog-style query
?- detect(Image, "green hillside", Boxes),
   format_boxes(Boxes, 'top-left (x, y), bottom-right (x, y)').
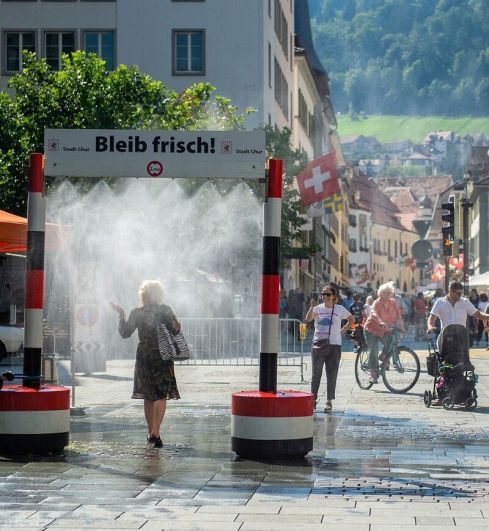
top-left (310, 0), bottom-right (489, 116)
top-left (337, 115), bottom-right (489, 144)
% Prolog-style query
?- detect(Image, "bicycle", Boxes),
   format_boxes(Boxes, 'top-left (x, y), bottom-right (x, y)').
top-left (351, 324), bottom-right (421, 393)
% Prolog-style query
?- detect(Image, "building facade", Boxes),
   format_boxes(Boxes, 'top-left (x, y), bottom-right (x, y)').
top-left (350, 172), bottom-right (417, 293)
top-left (1, 0), bottom-right (296, 130)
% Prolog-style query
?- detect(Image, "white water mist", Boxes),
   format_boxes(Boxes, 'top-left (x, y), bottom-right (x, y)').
top-left (44, 179), bottom-right (262, 369)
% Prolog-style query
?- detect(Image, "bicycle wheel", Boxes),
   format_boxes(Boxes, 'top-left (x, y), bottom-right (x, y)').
top-left (382, 346), bottom-right (420, 394)
top-left (355, 347), bottom-right (374, 390)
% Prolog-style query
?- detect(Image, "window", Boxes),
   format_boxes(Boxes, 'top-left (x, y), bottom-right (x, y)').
top-left (348, 214), bottom-right (357, 227)
top-left (4, 31), bottom-right (35, 74)
top-left (268, 42), bottom-right (271, 88)
top-left (172, 30), bottom-right (205, 75)
top-left (274, 58), bottom-right (288, 118)
top-left (44, 31), bottom-right (75, 71)
top-left (290, 34), bottom-right (293, 71)
top-left (83, 31), bottom-right (115, 70)
top-left (359, 214), bottom-right (368, 250)
top-left (298, 89), bottom-right (307, 129)
top-left (308, 112), bottom-right (315, 138)
top-left (348, 238), bottom-right (357, 253)
top-left (274, 0), bottom-right (288, 59)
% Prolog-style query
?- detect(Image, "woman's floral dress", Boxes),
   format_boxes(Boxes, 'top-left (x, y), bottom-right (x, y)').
top-left (118, 303), bottom-right (180, 401)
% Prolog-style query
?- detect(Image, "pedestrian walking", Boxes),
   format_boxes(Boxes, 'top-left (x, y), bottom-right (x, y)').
top-left (477, 293), bottom-right (488, 345)
top-left (469, 288), bottom-right (480, 345)
top-left (305, 285), bottom-right (355, 412)
top-left (428, 281), bottom-right (489, 358)
top-left (111, 280), bottom-right (181, 448)
top-left (414, 292), bottom-right (427, 341)
top-left (362, 295), bottom-right (374, 322)
top-left (349, 293), bottom-right (365, 325)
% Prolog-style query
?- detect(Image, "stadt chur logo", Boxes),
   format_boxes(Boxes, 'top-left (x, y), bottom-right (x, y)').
top-left (221, 141), bottom-right (232, 154)
top-left (47, 138), bottom-right (59, 151)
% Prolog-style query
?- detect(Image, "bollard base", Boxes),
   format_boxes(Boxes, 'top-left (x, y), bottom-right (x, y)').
top-left (0, 432), bottom-right (69, 454)
top-left (231, 390), bottom-right (313, 459)
top-left (232, 437), bottom-right (312, 459)
top-left (0, 384), bottom-right (70, 455)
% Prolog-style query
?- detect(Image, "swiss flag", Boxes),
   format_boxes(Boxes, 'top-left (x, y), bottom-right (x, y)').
top-left (296, 152), bottom-right (340, 207)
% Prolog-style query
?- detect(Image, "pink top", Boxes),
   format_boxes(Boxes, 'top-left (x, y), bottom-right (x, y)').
top-left (364, 298), bottom-right (401, 337)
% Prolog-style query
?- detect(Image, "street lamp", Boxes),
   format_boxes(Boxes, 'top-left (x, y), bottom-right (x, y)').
top-left (461, 173), bottom-right (474, 296)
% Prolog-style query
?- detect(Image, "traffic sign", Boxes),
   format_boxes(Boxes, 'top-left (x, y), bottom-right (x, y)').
top-left (411, 240), bottom-right (433, 262)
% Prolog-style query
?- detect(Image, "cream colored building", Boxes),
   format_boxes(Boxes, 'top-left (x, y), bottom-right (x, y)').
top-left (350, 172), bottom-right (417, 293)
top-left (371, 225), bottom-right (418, 293)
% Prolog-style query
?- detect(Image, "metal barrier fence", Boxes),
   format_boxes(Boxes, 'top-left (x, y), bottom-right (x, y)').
top-left (177, 317), bottom-right (305, 381)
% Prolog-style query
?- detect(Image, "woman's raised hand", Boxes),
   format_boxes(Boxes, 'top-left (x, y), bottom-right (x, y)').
top-left (110, 302), bottom-right (125, 319)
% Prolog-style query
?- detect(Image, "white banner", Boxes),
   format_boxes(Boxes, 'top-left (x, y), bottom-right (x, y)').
top-left (44, 129), bottom-right (266, 178)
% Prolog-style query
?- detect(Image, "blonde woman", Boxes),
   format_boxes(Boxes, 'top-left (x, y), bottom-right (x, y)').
top-left (111, 280), bottom-right (180, 448)
top-left (363, 281), bottom-right (406, 384)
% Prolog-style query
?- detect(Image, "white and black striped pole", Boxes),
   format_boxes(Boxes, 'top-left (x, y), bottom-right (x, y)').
top-left (23, 153), bottom-right (45, 389)
top-left (231, 159), bottom-right (313, 459)
top-left (259, 158), bottom-right (282, 392)
top-left (0, 153), bottom-right (70, 454)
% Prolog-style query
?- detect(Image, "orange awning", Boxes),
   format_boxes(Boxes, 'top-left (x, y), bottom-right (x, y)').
top-left (0, 209), bottom-right (67, 253)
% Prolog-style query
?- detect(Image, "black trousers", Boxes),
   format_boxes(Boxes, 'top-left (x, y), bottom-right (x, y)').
top-left (311, 342), bottom-right (342, 401)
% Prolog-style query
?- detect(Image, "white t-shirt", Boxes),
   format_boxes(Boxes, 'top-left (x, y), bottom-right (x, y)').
top-left (312, 303), bottom-right (351, 345)
top-left (430, 296), bottom-right (477, 329)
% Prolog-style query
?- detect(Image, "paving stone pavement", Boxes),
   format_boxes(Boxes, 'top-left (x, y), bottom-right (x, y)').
top-left (1, 347), bottom-right (489, 530)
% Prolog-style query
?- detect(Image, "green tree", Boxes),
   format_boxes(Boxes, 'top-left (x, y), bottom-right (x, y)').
top-left (262, 126), bottom-right (312, 261)
top-left (0, 51), bottom-right (252, 214)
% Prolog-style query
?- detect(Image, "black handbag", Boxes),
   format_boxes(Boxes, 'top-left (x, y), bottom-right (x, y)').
top-left (426, 354), bottom-right (436, 377)
top-left (157, 323), bottom-right (190, 361)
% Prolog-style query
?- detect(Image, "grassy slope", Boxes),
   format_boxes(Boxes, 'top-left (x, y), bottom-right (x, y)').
top-left (337, 115), bottom-right (489, 144)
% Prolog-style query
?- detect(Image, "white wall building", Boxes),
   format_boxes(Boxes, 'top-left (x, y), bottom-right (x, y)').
top-left (0, 0), bottom-right (296, 130)
top-left (347, 206), bottom-right (372, 288)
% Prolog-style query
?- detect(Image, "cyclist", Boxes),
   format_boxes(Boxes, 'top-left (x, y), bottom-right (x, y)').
top-left (363, 281), bottom-right (406, 384)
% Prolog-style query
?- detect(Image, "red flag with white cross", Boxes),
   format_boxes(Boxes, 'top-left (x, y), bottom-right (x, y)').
top-left (296, 152), bottom-right (340, 207)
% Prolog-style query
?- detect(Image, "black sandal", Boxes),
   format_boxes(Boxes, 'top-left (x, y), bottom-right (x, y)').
top-left (147, 435), bottom-right (157, 444)
top-left (153, 437), bottom-right (163, 448)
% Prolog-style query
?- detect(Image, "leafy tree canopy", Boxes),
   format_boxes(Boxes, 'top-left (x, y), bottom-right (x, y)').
top-left (0, 52), bottom-right (307, 257)
top-left (309, 0), bottom-right (489, 116)
top-left (0, 51), bottom-right (252, 214)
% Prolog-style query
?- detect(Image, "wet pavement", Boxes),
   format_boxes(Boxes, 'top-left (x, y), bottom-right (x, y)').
top-left (1, 345), bottom-right (489, 530)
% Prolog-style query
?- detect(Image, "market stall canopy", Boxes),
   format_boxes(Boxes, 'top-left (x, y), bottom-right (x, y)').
top-left (0, 209), bottom-right (67, 253)
top-left (469, 271), bottom-right (489, 288)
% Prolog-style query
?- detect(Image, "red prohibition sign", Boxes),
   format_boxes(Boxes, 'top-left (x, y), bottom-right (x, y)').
top-left (146, 160), bottom-right (164, 177)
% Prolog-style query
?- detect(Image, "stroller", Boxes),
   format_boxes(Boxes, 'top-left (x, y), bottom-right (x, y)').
top-left (424, 324), bottom-right (478, 410)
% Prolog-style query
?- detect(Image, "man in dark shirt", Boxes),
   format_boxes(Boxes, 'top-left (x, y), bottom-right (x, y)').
top-left (349, 294), bottom-right (365, 325)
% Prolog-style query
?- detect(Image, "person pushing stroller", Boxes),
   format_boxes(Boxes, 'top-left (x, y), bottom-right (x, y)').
top-left (425, 281), bottom-right (489, 410)
top-left (427, 281), bottom-right (489, 354)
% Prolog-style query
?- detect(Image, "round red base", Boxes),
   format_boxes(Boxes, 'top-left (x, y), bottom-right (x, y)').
top-left (231, 390), bottom-right (313, 459)
top-left (0, 384), bottom-right (70, 454)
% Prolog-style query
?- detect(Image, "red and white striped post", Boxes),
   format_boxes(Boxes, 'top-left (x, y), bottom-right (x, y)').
top-left (231, 159), bottom-right (313, 459)
top-left (24, 153), bottom-right (46, 388)
top-left (0, 153), bottom-right (69, 454)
